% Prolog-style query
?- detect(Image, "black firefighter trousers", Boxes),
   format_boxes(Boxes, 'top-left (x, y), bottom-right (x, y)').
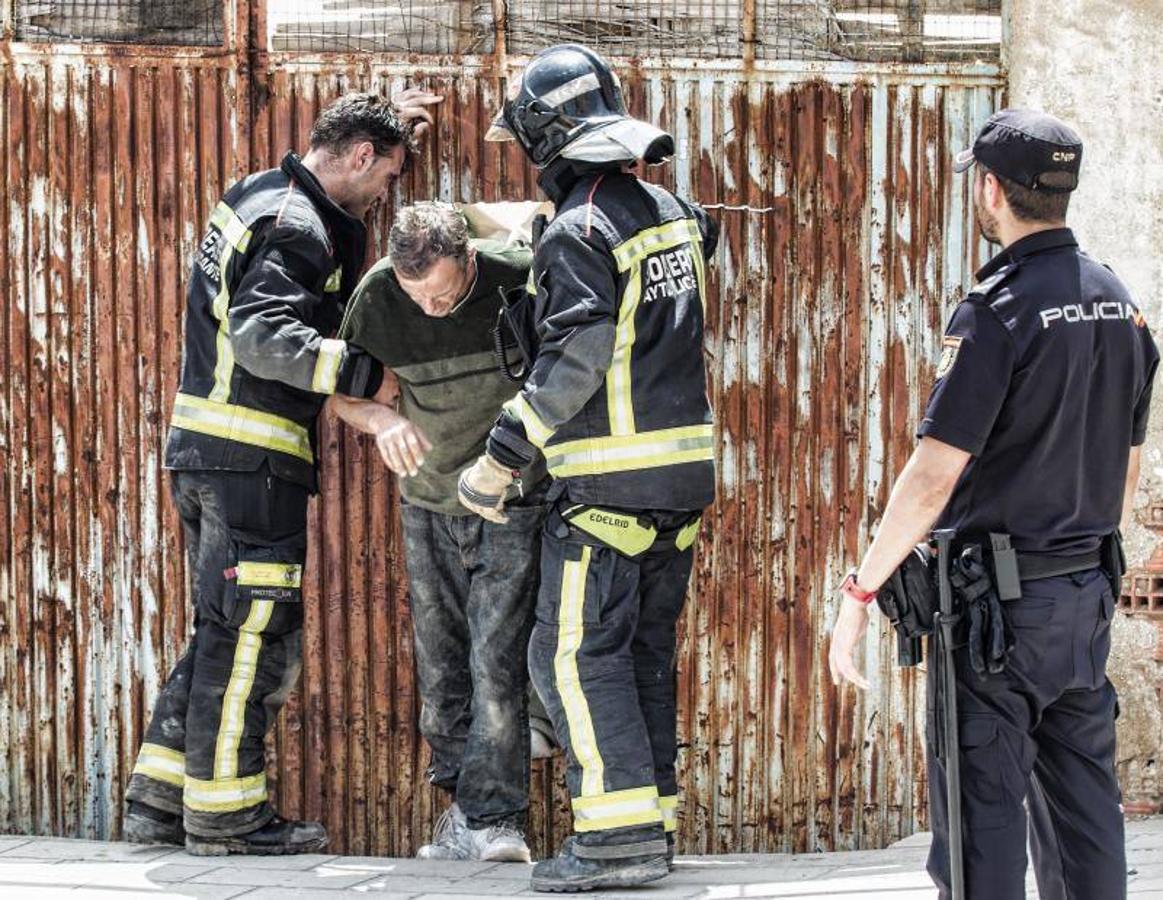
top-left (528, 511), bottom-right (699, 841)
top-left (125, 466), bottom-right (307, 838)
top-left (926, 568), bottom-right (1126, 900)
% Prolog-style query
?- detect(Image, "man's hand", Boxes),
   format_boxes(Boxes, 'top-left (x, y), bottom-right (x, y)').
top-left (371, 407), bottom-right (433, 477)
top-left (457, 454), bottom-right (516, 524)
top-left (391, 87), bottom-right (443, 138)
top-left (828, 597), bottom-right (872, 690)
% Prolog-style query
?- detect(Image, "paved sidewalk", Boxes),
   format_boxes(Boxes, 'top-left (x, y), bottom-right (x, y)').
top-left (0, 817), bottom-right (1158, 899)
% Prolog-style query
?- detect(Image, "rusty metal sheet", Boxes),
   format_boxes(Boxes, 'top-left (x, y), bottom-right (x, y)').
top-left (0, 32), bottom-right (1001, 857)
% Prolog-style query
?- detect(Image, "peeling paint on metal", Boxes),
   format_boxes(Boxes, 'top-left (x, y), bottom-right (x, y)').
top-left (0, 30), bottom-right (1000, 857)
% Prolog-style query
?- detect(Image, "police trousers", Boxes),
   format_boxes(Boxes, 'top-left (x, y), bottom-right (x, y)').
top-left (125, 466), bottom-right (307, 838)
top-left (528, 512), bottom-right (697, 838)
top-left (401, 500), bottom-right (544, 830)
top-left (926, 568), bottom-right (1125, 900)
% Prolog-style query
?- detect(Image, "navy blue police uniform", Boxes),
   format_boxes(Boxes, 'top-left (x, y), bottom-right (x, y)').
top-left (920, 111), bottom-right (1159, 900)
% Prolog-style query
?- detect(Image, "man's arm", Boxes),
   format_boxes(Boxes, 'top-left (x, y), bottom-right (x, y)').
top-left (828, 437), bottom-right (971, 690)
top-left (1122, 444), bottom-right (1142, 533)
top-left (229, 224), bottom-right (382, 399)
top-left (486, 223), bottom-right (618, 467)
top-left (329, 372), bottom-right (433, 477)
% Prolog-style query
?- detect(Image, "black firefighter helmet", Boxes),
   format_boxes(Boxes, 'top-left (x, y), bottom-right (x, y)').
top-left (486, 44), bottom-right (674, 169)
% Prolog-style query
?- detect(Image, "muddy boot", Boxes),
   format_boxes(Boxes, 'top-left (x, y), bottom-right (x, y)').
top-left (124, 801), bottom-right (185, 846)
top-left (531, 825), bottom-right (668, 893)
top-left (186, 815), bottom-right (328, 857)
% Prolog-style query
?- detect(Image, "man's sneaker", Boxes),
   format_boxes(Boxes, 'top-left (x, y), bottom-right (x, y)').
top-left (531, 728), bottom-right (558, 760)
top-left (417, 803), bottom-right (469, 860)
top-left (468, 824), bottom-right (531, 863)
top-left (418, 804), bottom-right (531, 863)
top-left (532, 834), bottom-right (668, 892)
top-left (186, 815), bottom-right (328, 857)
top-left (124, 802), bottom-right (185, 846)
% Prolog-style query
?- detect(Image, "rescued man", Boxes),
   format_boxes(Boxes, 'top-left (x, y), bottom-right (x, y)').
top-left (458, 44), bottom-right (719, 892)
top-left (829, 109), bottom-right (1158, 899)
top-left (124, 88), bottom-right (442, 855)
top-left (332, 201), bottom-right (549, 862)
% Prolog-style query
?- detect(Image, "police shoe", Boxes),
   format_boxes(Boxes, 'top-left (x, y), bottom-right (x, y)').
top-left (665, 832), bottom-right (675, 871)
top-left (531, 826), bottom-right (668, 893)
top-left (123, 801), bottom-right (185, 846)
top-left (185, 815), bottom-right (328, 856)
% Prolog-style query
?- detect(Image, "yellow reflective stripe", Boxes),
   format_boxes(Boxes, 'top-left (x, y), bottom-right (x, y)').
top-left (236, 561), bottom-right (302, 588)
top-left (311, 338), bottom-right (345, 395)
top-left (660, 794), bottom-right (678, 833)
top-left (606, 264), bottom-right (641, 436)
top-left (209, 241), bottom-right (237, 402)
top-left (503, 394), bottom-right (554, 448)
top-left (556, 546), bottom-right (605, 797)
top-left (209, 201), bottom-right (253, 254)
top-left (324, 265), bottom-right (342, 293)
top-left (546, 424), bottom-right (714, 478)
top-left (206, 203), bottom-right (253, 402)
top-left (568, 507), bottom-right (656, 557)
top-left (171, 393), bottom-right (313, 464)
top-left (691, 233), bottom-right (708, 312)
top-left (133, 743), bottom-right (185, 788)
top-left (572, 785), bottom-right (662, 832)
top-left (611, 219), bottom-right (701, 274)
top-left (184, 772), bottom-right (267, 813)
top-left (675, 517), bottom-right (701, 552)
top-left (213, 600), bottom-right (275, 780)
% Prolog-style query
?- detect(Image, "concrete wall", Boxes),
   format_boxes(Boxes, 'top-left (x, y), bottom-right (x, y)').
top-left (1007, 0), bottom-right (1163, 808)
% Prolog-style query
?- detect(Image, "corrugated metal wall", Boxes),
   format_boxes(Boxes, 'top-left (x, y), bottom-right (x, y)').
top-left (0, 15), bottom-right (1002, 855)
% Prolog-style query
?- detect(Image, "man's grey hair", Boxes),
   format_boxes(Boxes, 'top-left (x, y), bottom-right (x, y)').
top-left (389, 202), bottom-right (470, 280)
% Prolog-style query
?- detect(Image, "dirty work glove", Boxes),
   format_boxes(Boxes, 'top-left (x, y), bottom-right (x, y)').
top-left (457, 454), bottom-right (517, 524)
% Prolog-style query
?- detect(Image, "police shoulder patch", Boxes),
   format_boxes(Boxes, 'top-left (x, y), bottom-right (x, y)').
top-left (935, 335), bottom-right (962, 380)
top-left (966, 261), bottom-right (1019, 302)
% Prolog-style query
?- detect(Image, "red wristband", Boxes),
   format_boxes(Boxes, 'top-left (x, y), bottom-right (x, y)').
top-left (841, 571), bottom-right (876, 604)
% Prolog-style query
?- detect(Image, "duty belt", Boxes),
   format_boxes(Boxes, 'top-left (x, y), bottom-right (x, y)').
top-left (966, 533), bottom-right (1103, 601)
top-left (559, 504), bottom-right (701, 559)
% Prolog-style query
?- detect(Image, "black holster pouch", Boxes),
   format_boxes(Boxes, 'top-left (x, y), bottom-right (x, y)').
top-left (1100, 530), bottom-right (1125, 599)
top-left (875, 545), bottom-right (937, 667)
top-left (950, 544), bottom-right (1014, 677)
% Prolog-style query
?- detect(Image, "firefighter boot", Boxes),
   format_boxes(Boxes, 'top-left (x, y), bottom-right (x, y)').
top-left (124, 801), bottom-right (186, 846)
top-left (531, 825), bottom-right (668, 893)
top-left (186, 815), bottom-right (328, 857)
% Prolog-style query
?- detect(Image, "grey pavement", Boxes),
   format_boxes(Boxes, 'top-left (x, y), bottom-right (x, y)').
top-left (0, 817), bottom-right (1158, 899)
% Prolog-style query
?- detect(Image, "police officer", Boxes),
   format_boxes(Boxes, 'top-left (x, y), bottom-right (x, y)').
top-left (829, 109), bottom-right (1158, 899)
top-left (123, 89), bottom-right (440, 856)
top-left (457, 44), bottom-right (718, 892)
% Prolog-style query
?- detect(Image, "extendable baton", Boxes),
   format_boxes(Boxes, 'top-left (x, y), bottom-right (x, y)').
top-left (933, 528), bottom-right (964, 900)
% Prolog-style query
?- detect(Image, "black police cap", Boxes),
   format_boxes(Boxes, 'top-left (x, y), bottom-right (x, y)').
top-left (953, 109), bottom-right (1082, 193)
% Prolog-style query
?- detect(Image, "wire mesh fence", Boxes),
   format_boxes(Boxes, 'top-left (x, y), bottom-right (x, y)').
top-left (14, 0), bottom-right (224, 45)
top-left (268, 1), bottom-right (495, 53)
top-left (266, 0), bottom-right (1000, 61)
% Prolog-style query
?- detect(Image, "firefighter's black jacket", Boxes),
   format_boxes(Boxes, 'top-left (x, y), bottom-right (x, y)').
top-left (165, 152), bottom-right (382, 491)
top-left (488, 169), bottom-right (719, 511)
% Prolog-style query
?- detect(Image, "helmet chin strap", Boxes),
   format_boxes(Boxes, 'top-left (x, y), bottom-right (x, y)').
top-left (536, 157), bottom-right (621, 205)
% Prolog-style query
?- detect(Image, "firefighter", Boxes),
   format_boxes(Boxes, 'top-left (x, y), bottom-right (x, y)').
top-left (123, 89), bottom-right (441, 856)
top-left (458, 44), bottom-right (719, 892)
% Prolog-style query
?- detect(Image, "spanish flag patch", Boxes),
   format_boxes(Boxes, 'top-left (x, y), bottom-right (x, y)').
top-left (936, 336), bottom-right (963, 379)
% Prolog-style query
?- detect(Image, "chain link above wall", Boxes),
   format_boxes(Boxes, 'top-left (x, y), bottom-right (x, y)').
top-left (263, 0), bottom-right (1001, 62)
top-left (13, 0), bottom-right (223, 45)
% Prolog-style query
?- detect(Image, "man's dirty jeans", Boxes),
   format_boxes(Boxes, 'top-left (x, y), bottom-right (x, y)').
top-left (401, 500), bottom-right (546, 830)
